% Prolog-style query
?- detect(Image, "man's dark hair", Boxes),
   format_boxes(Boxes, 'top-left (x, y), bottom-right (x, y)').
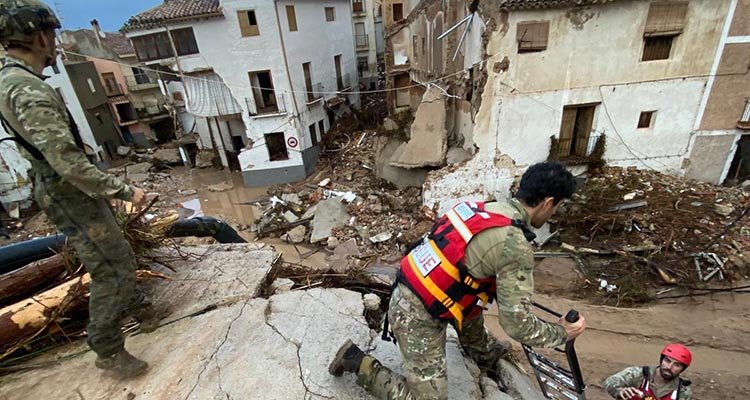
top-left (515, 162), bottom-right (576, 207)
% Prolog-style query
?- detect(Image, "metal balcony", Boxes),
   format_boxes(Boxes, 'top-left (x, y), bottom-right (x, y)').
top-left (355, 34), bottom-right (369, 49)
top-left (125, 75), bottom-right (159, 92)
top-left (246, 93), bottom-right (288, 117)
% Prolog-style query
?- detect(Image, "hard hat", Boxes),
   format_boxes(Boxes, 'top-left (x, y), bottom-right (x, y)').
top-left (661, 343), bottom-right (692, 367)
top-left (0, 0), bottom-right (61, 45)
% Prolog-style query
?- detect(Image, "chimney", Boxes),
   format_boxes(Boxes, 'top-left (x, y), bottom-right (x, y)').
top-left (90, 19), bottom-right (104, 49)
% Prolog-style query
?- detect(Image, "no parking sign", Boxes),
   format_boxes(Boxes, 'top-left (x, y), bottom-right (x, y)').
top-left (287, 137), bottom-right (298, 148)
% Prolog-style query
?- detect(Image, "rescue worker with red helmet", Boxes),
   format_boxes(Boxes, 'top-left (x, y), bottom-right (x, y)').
top-left (604, 343), bottom-right (693, 400)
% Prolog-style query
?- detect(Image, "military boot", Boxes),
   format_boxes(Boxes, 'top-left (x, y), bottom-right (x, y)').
top-left (328, 339), bottom-right (366, 376)
top-left (132, 305), bottom-right (160, 333)
top-left (95, 349), bottom-right (148, 379)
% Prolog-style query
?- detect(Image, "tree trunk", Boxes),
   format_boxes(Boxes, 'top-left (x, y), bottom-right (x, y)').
top-left (0, 255), bottom-right (67, 306)
top-left (0, 274), bottom-right (90, 354)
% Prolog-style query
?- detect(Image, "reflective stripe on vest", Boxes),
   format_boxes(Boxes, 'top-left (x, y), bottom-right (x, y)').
top-left (399, 201), bottom-right (516, 331)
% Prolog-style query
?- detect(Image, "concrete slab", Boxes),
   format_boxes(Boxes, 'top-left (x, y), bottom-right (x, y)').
top-left (310, 198), bottom-right (350, 243)
top-left (374, 137), bottom-right (430, 188)
top-left (390, 87), bottom-right (448, 169)
top-left (148, 243), bottom-right (276, 317)
top-left (0, 244), bottom-right (541, 400)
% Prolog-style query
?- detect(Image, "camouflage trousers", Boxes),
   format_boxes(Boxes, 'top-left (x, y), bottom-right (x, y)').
top-left (34, 171), bottom-right (147, 358)
top-left (356, 283), bottom-right (505, 400)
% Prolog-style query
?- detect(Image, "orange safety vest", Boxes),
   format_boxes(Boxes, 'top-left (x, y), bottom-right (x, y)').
top-left (398, 201), bottom-right (535, 331)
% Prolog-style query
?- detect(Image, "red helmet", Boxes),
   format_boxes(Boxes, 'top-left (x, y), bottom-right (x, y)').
top-left (661, 343), bottom-right (692, 367)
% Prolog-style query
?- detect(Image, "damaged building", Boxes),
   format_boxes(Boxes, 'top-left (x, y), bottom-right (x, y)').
top-left (381, 0), bottom-right (750, 212)
top-left (352, 0), bottom-right (386, 89)
top-left (122, 0), bottom-right (361, 186)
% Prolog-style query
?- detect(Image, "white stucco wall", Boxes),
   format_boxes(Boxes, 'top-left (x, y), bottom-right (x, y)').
top-left (127, 0), bottom-right (359, 176)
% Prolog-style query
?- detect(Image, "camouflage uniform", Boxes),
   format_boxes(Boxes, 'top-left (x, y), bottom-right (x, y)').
top-left (603, 366), bottom-right (692, 400)
top-left (357, 199), bottom-right (568, 399)
top-left (0, 56), bottom-right (146, 358)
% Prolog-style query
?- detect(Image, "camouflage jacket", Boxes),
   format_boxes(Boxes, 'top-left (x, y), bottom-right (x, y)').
top-left (463, 198), bottom-right (568, 347)
top-left (603, 366), bottom-right (692, 399)
top-left (0, 56), bottom-right (133, 201)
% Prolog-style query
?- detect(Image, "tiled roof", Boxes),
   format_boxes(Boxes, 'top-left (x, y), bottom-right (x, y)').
top-left (499, 0), bottom-right (622, 10)
top-left (122, 0), bottom-right (222, 32)
top-left (102, 32), bottom-right (135, 56)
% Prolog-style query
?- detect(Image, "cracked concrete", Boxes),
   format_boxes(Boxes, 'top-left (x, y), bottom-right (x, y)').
top-left (390, 86), bottom-right (449, 168)
top-left (0, 244), bottom-right (541, 400)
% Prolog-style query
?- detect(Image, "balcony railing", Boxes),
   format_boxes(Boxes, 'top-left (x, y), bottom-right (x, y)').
top-left (306, 83), bottom-right (323, 103)
top-left (738, 98), bottom-right (750, 130)
top-left (105, 82), bottom-right (124, 97)
top-left (246, 93), bottom-right (288, 117)
top-left (337, 73), bottom-right (352, 92)
top-left (125, 75), bottom-right (159, 91)
top-left (355, 34), bottom-right (369, 49)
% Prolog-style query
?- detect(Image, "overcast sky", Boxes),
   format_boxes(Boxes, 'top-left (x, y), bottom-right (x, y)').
top-left (54, 0), bottom-right (162, 32)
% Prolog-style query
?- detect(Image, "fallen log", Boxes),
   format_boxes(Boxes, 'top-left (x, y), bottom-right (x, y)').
top-left (0, 255), bottom-right (67, 306)
top-left (0, 274), bottom-right (90, 356)
top-left (0, 234), bottom-right (66, 275)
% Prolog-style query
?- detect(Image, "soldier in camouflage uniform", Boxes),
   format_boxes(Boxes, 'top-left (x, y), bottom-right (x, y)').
top-left (603, 344), bottom-right (693, 400)
top-left (330, 162), bottom-right (587, 399)
top-left (0, 0), bottom-right (157, 379)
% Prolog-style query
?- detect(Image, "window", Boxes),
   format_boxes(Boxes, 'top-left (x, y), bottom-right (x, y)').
top-left (303, 62), bottom-right (317, 102)
top-left (171, 27), bottom-right (199, 56)
top-left (286, 5), bottom-right (298, 32)
top-left (394, 73), bottom-right (410, 107)
top-left (248, 70), bottom-right (280, 115)
top-left (357, 56), bottom-right (369, 77)
top-left (310, 123), bottom-right (319, 146)
top-left (238, 10), bottom-right (260, 37)
top-left (517, 21), bottom-right (549, 53)
top-left (101, 72), bottom-right (121, 96)
top-left (638, 111), bottom-right (656, 129)
top-left (265, 132), bottom-right (289, 161)
top-left (641, 2), bottom-right (687, 61)
top-left (325, 7), bottom-right (336, 22)
top-left (642, 36), bottom-right (674, 61)
top-left (355, 22), bottom-right (367, 48)
top-left (87, 78), bottom-right (96, 93)
top-left (353, 0), bottom-right (364, 14)
top-left (132, 32), bottom-right (174, 62)
top-left (318, 120), bottom-right (325, 135)
top-left (392, 3), bottom-right (404, 22)
top-left (132, 67), bottom-right (150, 85)
top-left (558, 104), bottom-right (597, 158)
top-left (334, 55), bottom-right (344, 90)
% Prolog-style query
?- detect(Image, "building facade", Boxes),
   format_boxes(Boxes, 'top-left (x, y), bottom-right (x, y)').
top-left (381, 0), bottom-right (750, 212)
top-left (352, 0), bottom-right (385, 89)
top-left (123, 0), bottom-right (361, 186)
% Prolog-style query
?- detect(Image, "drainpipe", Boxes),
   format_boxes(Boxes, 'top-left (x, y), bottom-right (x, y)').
top-left (273, 1), bottom-right (301, 119)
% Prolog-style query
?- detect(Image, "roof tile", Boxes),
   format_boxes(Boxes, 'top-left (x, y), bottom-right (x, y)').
top-left (122, 0), bottom-right (222, 32)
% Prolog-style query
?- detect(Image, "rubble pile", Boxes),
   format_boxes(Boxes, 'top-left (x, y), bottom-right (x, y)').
top-left (555, 167), bottom-right (750, 303)
top-left (253, 95), bottom-right (432, 262)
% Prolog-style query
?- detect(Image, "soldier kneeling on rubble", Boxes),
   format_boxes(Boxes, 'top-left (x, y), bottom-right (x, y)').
top-left (604, 343), bottom-right (693, 400)
top-left (329, 162), bottom-right (587, 399)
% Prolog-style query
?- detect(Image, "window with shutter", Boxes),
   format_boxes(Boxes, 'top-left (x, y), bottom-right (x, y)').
top-left (517, 21), bottom-right (549, 53)
top-left (286, 5), bottom-right (298, 32)
top-left (644, 2), bottom-right (688, 36)
top-left (558, 104), bottom-right (598, 158)
top-left (325, 7), bottom-right (336, 22)
top-left (238, 10), bottom-right (260, 37)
